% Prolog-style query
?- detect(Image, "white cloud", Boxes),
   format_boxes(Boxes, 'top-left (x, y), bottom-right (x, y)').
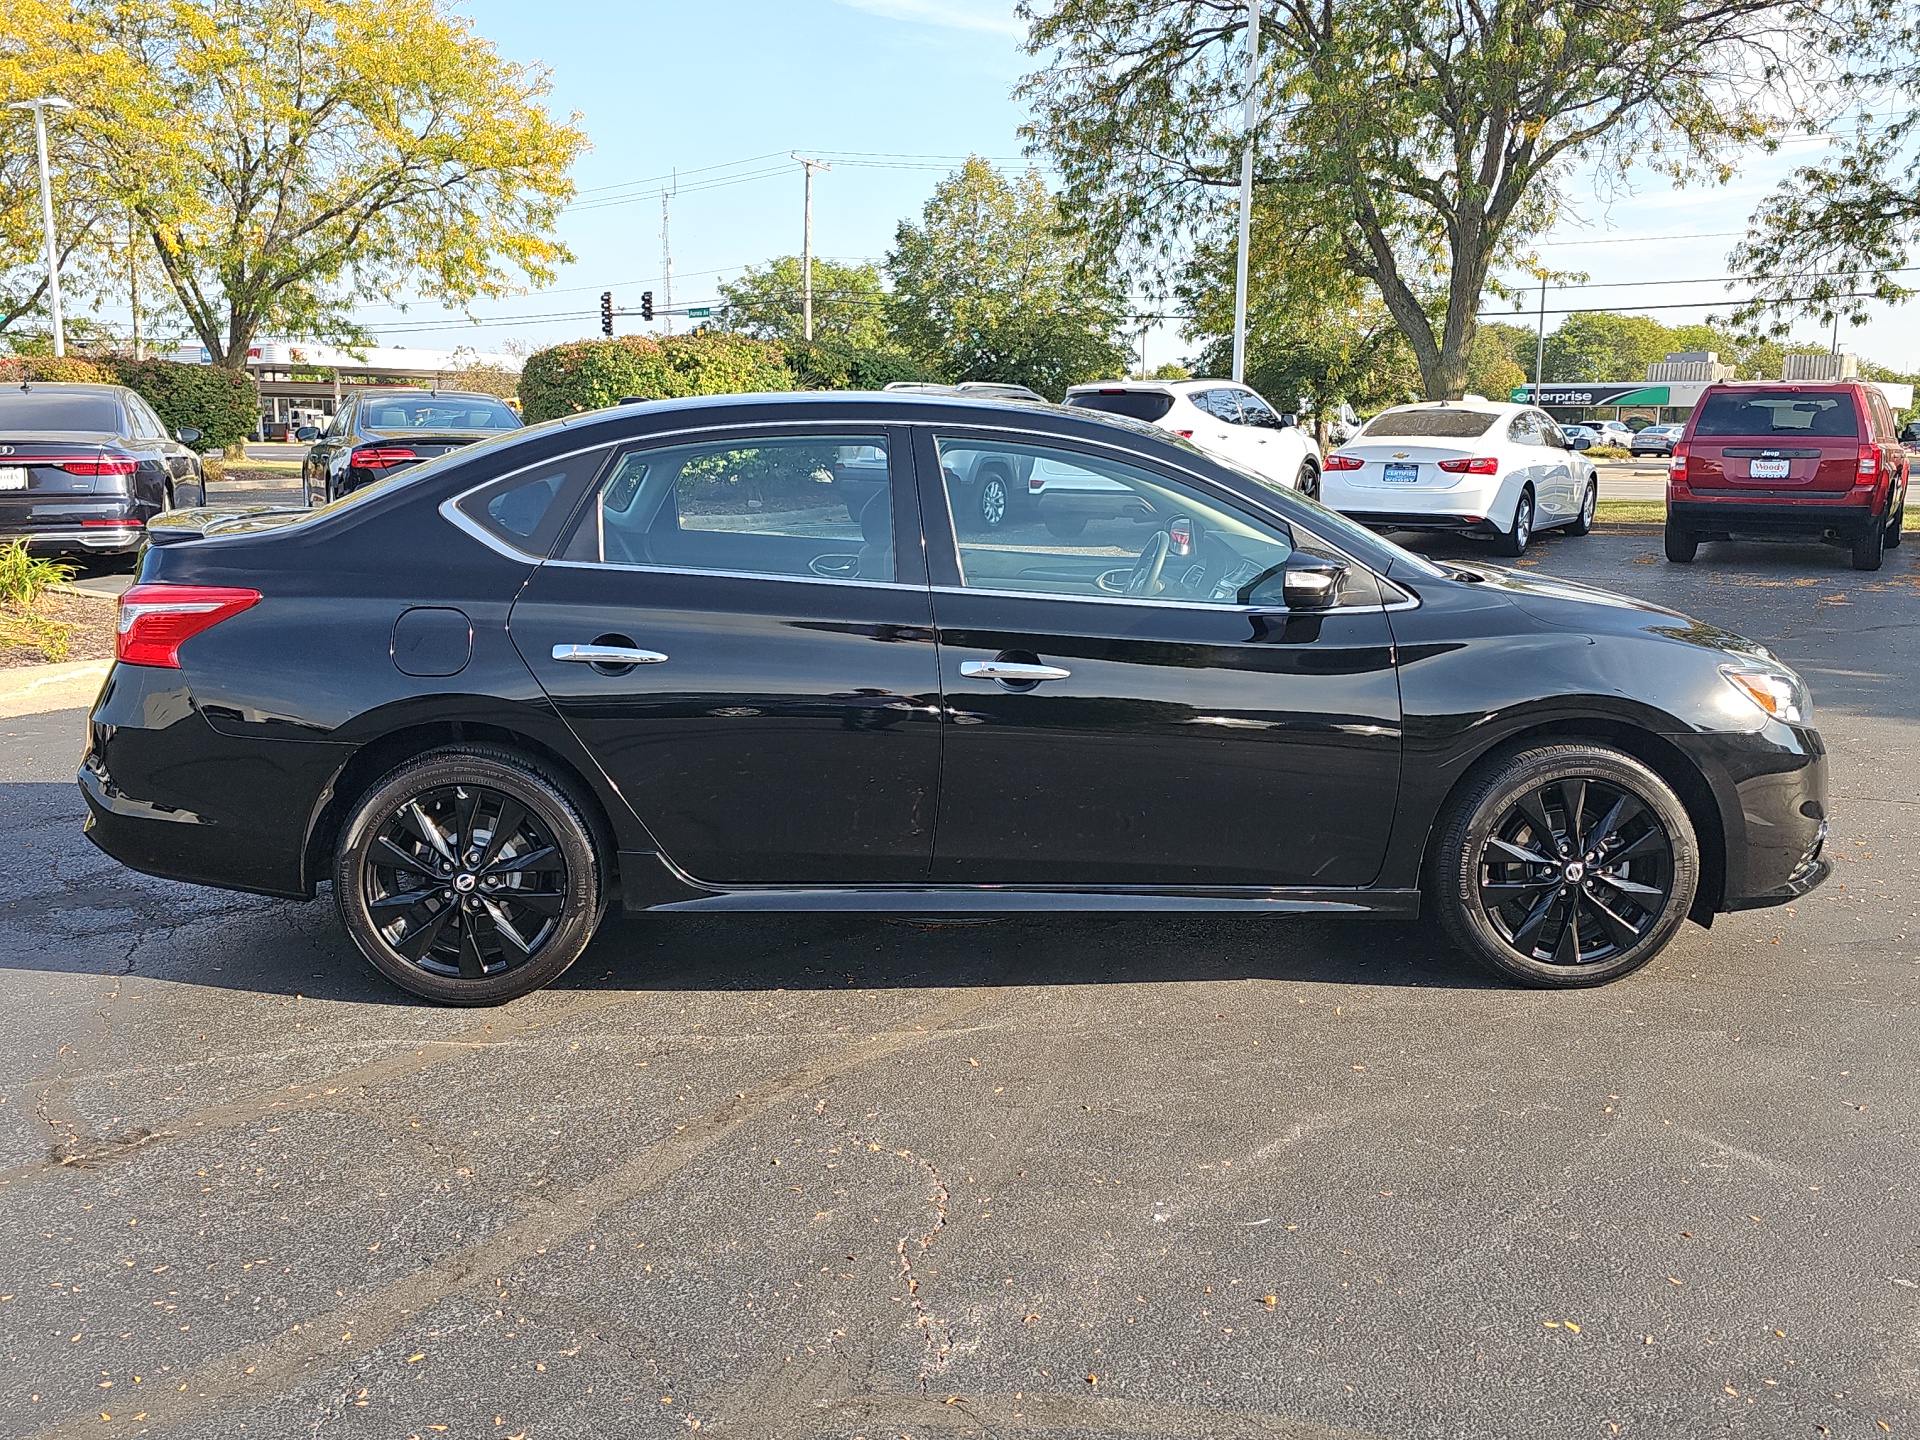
top-left (831, 0), bottom-right (1026, 38)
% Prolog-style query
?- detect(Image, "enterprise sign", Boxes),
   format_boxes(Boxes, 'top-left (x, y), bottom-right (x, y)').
top-left (1512, 384), bottom-right (1674, 407)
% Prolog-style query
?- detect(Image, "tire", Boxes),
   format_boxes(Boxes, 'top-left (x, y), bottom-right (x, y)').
top-left (1295, 462), bottom-right (1321, 501)
top-left (975, 469), bottom-right (1011, 531)
top-left (1885, 498), bottom-right (1904, 549)
top-left (1566, 479), bottom-right (1597, 536)
top-left (1493, 487), bottom-right (1533, 557)
top-left (1851, 517), bottom-right (1885, 571)
top-left (175, 478), bottom-right (205, 508)
top-left (1429, 743), bottom-right (1699, 988)
top-left (1664, 523), bottom-right (1698, 563)
top-left (1044, 514), bottom-right (1087, 540)
top-left (334, 746), bottom-right (606, 1005)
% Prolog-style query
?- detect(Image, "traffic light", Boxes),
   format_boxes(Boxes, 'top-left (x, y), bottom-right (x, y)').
top-left (640, 290), bottom-right (654, 322)
top-left (599, 291), bottom-right (613, 337)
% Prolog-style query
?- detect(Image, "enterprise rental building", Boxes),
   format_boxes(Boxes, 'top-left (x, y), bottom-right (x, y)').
top-left (1513, 352), bottom-right (1913, 428)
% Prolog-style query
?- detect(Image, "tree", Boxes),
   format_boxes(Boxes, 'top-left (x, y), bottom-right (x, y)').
top-left (52, 0), bottom-right (587, 368)
top-left (885, 157), bottom-right (1131, 400)
top-left (718, 257), bottom-right (892, 349)
top-left (1020, 0), bottom-right (1845, 399)
top-left (1542, 311), bottom-right (1675, 381)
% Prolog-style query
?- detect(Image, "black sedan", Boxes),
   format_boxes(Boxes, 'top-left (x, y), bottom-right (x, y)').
top-left (0, 382), bottom-right (205, 561)
top-left (300, 388), bottom-right (521, 504)
top-left (82, 392), bottom-right (1829, 1004)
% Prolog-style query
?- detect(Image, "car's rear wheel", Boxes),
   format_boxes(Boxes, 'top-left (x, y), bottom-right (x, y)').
top-left (1664, 523), bottom-right (1698, 563)
top-left (1566, 480), bottom-right (1597, 536)
top-left (334, 747), bottom-right (605, 1005)
top-left (1430, 744), bottom-right (1699, 988)
top-left (1851, 516), bottom-right (1885, 571)
top-left (1494, 488), bottom-right (1533, 557)
top-left (1044, 514), bottom-right (1087, 539)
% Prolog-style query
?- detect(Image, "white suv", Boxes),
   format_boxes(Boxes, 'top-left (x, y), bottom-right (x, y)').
top-left (1062, 380), bottom-right (1323, 496)
top-left (1320, 400), bottom-right (1601, 556)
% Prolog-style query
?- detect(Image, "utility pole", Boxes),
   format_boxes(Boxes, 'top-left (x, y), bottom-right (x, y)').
top-left (128, 213), bottom-right (142, 359)
top-left (1231, 1), bottom-right (1260, 383)
top-left (9, 97), bottom-right (75, 357)
top-left (660, 170), bottom-right (676, 337)
top-left (792, 154), bottom-right (831, 342)
top-left (1534, 271), bottom-right (1548, 396)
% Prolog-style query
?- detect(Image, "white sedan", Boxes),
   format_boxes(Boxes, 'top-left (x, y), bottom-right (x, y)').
top-left (1061, 379), bottom-right (1323, 497)
top-left (1320, 401), bottom-right (1600, 556)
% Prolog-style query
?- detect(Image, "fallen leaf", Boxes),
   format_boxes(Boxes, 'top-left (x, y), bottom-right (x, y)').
top-left (407, 1354), bottom-right (425, 1364)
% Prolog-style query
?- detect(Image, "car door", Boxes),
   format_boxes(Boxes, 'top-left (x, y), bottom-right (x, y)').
top-left (507, 425), bottom-right (943, 886)
top-left (1228, 387), bottom-right (1303, 486)
top-left (1186, 389), bottom-right (1251, 469)
top-left (1532, 410), bottom-right (1576, 516)
top-left (308, 400), bottom-right (352, 503)
top-left (915, 429), bottom-right (1403, 889)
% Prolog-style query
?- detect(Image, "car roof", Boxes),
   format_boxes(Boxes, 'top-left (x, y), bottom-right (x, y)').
top-left (1371, 398), bottom-right (1528, 419)
top-left (1065, 379), bottom-right (1256, 397)
top-left (0, 382), bottom-right (137, 399)
top-left (353, 388), bottom-right (507, 401)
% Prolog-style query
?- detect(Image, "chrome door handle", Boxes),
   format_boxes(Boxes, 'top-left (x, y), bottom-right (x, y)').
top-left (552, 643), bottom-right (669, 665)
top-left (960, 660), bottom-right (1070, 682)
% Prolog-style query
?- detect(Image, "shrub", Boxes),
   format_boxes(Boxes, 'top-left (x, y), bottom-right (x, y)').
top-left (0, 540), bottom-right (76, 606)
top-left (102, 357), bottom-right (259, 452)
top-left (518, 333), bottom-right (794, 422)
top-left (1585, 445), bottom-right (1632, 459)
top-left (0, 355), bottom-right (111, 384)
top-left (782, 338), bottom-right (931, 391)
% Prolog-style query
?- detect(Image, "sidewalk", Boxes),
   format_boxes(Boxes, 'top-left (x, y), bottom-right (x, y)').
top-left (0, 657), bottom-right (110, 719)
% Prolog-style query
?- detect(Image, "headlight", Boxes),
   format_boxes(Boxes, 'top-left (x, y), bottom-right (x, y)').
top-left (1720, 663), bottom-right (1810, 725)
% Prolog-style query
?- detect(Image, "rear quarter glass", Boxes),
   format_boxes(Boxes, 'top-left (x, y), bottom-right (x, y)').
top-left (1063, 391), bottom-right (1176, 423)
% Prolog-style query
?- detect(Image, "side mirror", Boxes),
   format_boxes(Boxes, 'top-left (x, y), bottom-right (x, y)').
top-left (1244, 553), bottom-right (1349, 610)
top-left (1279, 412), bottom-right (1298, 429)
top-left (174, 425), bottom-right (202, 446)
top-left (294, 426), bottom-right (319, 442)
top-left (1901, 422), bottom-right (1920, 444)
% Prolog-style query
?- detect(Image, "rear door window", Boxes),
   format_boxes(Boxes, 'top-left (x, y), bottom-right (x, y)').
top-left (1691, 391), bottom-right (1860, 438)
top-left (1191, 389), bottom-right (1245, 424)
top-left (1063, 390), bottom-right (1176, 423)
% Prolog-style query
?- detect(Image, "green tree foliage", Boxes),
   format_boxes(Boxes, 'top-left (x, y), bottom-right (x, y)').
top-left (718, 258), bottom-right (893, 349)
top-left (1020, 0), bottom-right (1846, 399)
top-left (884, 158), bottom-right (1131, 400)
top-left (103, 355), bottom-right (258, 450)
top-left (0, 354), bottom-right (110, 383)
top-left (1542, 312), bottom-right (1675, 383)
top-left (434, 357), bottom-right (522, 400)
top-left (780, 338), bottom-right (932, 391)
top-left (517, 334), bottom-right (793, 423)
top-left (40, 0), bottom-right (588, 368)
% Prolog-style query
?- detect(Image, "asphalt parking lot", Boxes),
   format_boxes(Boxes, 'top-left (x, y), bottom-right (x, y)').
top-left (2, 527), bottom-right (1916, 1440)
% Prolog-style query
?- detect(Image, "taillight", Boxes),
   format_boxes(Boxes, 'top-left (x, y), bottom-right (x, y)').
top-left (350, 446), bottom-right (417, 470)
top-left (1029, 474), bottom-right (1043, 492)
top-left (1437, 456), bottom-right (1500, 475)
top-left (1669, 441), bottom-right (1689, 485)
top-left (1173, 429), bottom-right (1195, 440)
top-left (1858, 443), bottom-right (1882, 481)
top-left (81, 518), bottom-right (143, 527)
top-left (115, 584), bottom-right (260, 668)
top-left (59, 456), bottom-right (138, 476)
top-left (1323, 454), bottom-right (1365, 471)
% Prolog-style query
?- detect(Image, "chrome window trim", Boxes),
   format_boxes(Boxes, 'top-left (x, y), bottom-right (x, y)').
top-left (540, 557), bottom-right (928, 593)
top-left (929, 582), bottom-right (1406, 617)
top-left (438, 440), bottom-right (619, 562)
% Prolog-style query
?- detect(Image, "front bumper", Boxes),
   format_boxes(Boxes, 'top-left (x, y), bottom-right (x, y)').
top-left (1669, 496), bottom-right (1881, 540)
top-left (1670, 721), bottom-right (1830, 914)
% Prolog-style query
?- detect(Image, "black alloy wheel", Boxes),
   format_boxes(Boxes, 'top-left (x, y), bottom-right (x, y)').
top-left (335, 747), bottom-right (604, 1004)
top-left (1431, 744), bottom-right (1699, 987)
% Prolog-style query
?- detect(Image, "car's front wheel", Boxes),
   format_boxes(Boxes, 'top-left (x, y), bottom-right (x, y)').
top-left (1566, 479), bottom-right (1597, 536)
top-left (1295, 462), bottom-right (1320, 500)
top-left (334, 747), bottom-right (605, 1005)
top-left (1883, 495), bottom-right (1904, 550)
top-left (1430, 743), bottom-right (1700, 987)
top-left (975, 468), bottom-right (1012, 531)
top-left (1494, 487), bottom-right (1533, 556)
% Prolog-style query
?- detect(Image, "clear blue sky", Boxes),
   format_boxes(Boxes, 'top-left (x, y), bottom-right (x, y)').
top-left (357, 0), bottom-right (1913, 374)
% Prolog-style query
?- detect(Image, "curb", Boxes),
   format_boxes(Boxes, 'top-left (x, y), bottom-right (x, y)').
top-left (0, 658), bottom-right (111, 720)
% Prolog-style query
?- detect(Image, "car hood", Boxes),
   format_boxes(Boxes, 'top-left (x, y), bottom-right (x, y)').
top-left (1438, 560), bottom-right (1771, 660)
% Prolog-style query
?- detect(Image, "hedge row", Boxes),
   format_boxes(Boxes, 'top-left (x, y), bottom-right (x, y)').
top-left (0, 352), bottom-right (259, 450)
top-left (517, 333), bottom-right (794, 422)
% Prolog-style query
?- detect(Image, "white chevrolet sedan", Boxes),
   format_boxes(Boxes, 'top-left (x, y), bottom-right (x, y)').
top-left (1320, 400), bottom-right (1600, 556)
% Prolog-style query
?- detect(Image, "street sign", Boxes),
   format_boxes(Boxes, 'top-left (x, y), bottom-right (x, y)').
top-left (687, 307), bottom-right (711, 319)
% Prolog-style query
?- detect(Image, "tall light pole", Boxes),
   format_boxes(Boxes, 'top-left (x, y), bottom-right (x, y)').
top-left (9, 96), bottom-right (75, 358)
top-left (792, 154), bottom-right (831, 342)
top-left (1230, 2), bottom-right (1261, 383)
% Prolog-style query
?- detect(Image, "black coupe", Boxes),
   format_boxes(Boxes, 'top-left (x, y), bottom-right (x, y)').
top-left (0, 382), bottom-right (206, 561)
top-left (83, 392), bottom-right (1829, 1004)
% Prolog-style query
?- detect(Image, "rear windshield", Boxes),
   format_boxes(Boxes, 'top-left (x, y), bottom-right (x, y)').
top-left (361, 396), bottom-right (522, 432)
top-left (1064, 391), bottom-right (1175, 423)
top-left (1362, 407), bottom-right (1498, 438)
top-left (0, 392), bottom-right (123, 432)
top-left (1692, 391), bottom-right (1859, 439)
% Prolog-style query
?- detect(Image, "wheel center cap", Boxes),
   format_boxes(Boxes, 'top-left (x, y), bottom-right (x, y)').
top-left (453, 873), bottom-right (477, 892)
top-left (1563, 861), bottom-right (1587, 883)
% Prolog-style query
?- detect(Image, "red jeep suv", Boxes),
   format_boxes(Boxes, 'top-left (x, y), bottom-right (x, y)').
top-left (1665, 381), bottom-right (1909, 571)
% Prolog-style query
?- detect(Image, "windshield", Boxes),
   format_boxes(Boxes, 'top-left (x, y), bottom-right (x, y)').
top-left (0, 392), bottom-right (123, 432)
top-left (1361, 407), bottom-right (1499, 439)
top-left (360, 395), bottom-right (522, 433)
top-left (1691, 390), bottom-right (1858, 438)
top-left (1064, 390), bottom-right (1176, 422)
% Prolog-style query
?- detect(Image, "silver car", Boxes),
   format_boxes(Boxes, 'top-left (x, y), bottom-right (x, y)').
top-left (1630, 424), bottom-right (1683, 457)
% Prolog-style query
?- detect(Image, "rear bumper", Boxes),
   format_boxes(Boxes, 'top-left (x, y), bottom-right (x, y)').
top-left (1035, 489), bottom-right (1155, 522)
top-left (9, 525), bottom-right (144, 552)
top-left (1343, 511), bottom-right (1502, 536)
top-left (1669, 497), bottom-right (1881, 539)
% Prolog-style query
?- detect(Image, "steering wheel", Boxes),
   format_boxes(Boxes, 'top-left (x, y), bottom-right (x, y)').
top-left (1125, 530), bottom-right (1171, 597)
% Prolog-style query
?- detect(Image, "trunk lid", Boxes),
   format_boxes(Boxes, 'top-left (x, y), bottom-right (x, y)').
top-left (0, 434), bottom-right (122, 500)
top-left (1681, 387), bottom-right (1862, 493)
top-left (1331, 441), bottom-right (1487, 490)
top-left (146, 504), bottom-right (312, 546)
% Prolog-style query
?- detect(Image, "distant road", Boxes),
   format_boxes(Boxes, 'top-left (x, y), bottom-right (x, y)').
top-left (1593, 456), bottom-right (1667, 501)
top-left (244, 442), bottom-right (308, 462)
